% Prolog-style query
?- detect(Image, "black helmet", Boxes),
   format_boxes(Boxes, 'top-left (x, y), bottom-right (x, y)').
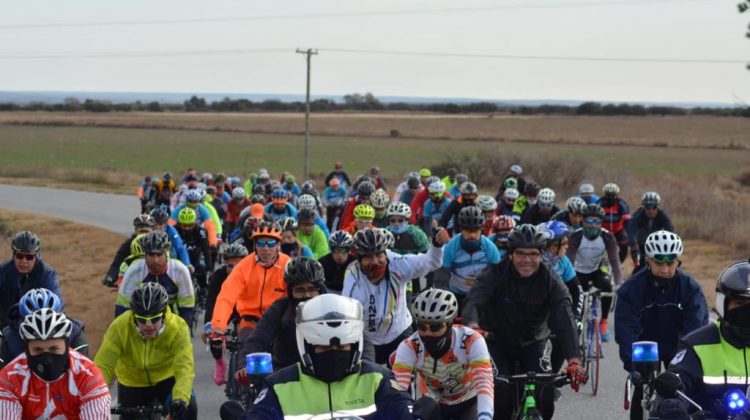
top-left (130, 282), bottom-right (169, 316)
top-left (250, 194), bottom-right (266, 204)
top-left (252, 184), bottom-right (265, 195)
top-left (139, 231), bottom-right (171, 254)
top-left (133, 214), bottom-right (155, 230)
top-left (284, 256), bottom-right (325, 287)
top-left (524, 182), bottom-right (540, 197)
top-left (278, 217), bottom-right (298, 232)
top-left (163, 172), bottom-right (173, 181)
top-left (715, 259), bottom-right (750, 319)
top-left (353, 228), bottom-right (391, 256)
top-left (508, 224), bottom-right (546, 251)
top-left (11, 231), bottom-right (40, 254)
top-left (458, 206), bottom-right (485, 229)
top-left (459, 182), bottom-right (478, 195)
top-left (582, 203), bottom-right (605, 218)
top-left (407, 177), bottom-right (421, 189)
top-left (149, 208), bottom-right (170, 225)
top-left (222, 243), bottom-right (249, 259)
top-left (298, 207), bottom-right (316, 221)
top-left (357, 180), bottom-right (376, 197)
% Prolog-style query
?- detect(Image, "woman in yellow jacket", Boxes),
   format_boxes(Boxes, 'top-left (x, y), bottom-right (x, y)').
top-left (95, 283), bottom-right (196, 420)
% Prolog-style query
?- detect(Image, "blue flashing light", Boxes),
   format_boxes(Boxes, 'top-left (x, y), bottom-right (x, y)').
top-left (725, 390), bottom-right (748, 413)
top-left (246, 352), bottom-right (273, 376)
top-left (632, 341), bottom-right (659, 363)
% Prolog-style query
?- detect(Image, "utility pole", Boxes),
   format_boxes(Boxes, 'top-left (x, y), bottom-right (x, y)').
top-left (296, 48), bottom-right (318, 180)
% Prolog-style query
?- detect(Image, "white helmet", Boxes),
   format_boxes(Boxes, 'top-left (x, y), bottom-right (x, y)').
top-left (579, 183), bottom-right (595, 195)
top-left (509, 164), bottom-right (524, 176)
top-left (642, 192), bottom-right (662, 206)
top-left (370, 189), bottom-right (390, 209)
top-left (644, 230), bottom-right (683, 258)
top-left (503, 188), bottom-right (520, 200)
top-left (413, 289), bottom-right (459, 323)
top-left (20, 308), bottom-right (73, 341)
top-left (477, 195), bottom-right (498, 211)
top-left (566, 196), bottom-right (587, 213)
top-left (538, 188), bottom-right (556, 205)
top-left (231, 187), bottom-right (246, 201)
top-left (295, 295), bottom-right (364, 374)
top-left (297, 194), bottom-right (317, 210)
top-left (428, 182), bottom-right (446, 194)
top-left (387, 202), bottom-right (412, 218)
top-left (603, 183), bottom-right (620, 196)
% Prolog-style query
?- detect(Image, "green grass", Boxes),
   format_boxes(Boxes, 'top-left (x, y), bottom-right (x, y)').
top-left (0, 125), bottom-right (747, 181)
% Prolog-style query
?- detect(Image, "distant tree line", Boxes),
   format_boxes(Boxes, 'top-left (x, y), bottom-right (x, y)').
top-left (0, 93), bottom-right (748, 117)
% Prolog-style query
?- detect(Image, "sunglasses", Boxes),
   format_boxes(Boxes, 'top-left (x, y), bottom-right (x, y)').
top-left (417, 322), bottom-right (447, 333)
top-left (513, 250), bottom-right (542, 260)
top-left (291, 286), bottom-right (319, 295)
top-left (651, 254), bottom-right (678, 264)
top-left (14, 253), bottom-right (36, 261)
top-left (644, 205), bottom-right (658, 210)
top-left (256, 239), bottom-right (278, 248)
top-left (332, 247), bottom-right (351, 254)
top-left (584, 218), bottom-right (602, 225)
top-left (134, 312), bottom-right (164, 325)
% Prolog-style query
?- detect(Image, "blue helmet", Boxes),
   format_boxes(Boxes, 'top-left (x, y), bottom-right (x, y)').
top-left (184, 189), bottom-right (202, 203)
top-left (19, 288), bottom-right (62, 317)
top-left (540, 220), bottom-right (569, 244)
top-left (271, 189), bottom-right (288, 200)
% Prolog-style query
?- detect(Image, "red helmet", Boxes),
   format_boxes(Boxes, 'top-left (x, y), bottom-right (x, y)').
top-left (493, 215), bottom-right (515, 232)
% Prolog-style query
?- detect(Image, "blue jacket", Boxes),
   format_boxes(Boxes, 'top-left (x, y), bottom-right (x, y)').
top-left (165, 225), bottom-right (191, 267)
top-left (264, 203), bottom-right (298, 222)
top-left (614, 268), bottom-right (708, 371)
top-left (0, 258), bottom-right (61, 329)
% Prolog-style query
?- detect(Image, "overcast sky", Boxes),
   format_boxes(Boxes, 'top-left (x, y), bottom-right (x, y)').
top-left (1, 0), bottom-right (748, 103)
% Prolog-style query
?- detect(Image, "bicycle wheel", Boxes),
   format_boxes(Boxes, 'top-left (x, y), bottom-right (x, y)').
top-left (590, 319), bottom-right (601, 396)
top-left (226, 352), bottom-right (238, 401)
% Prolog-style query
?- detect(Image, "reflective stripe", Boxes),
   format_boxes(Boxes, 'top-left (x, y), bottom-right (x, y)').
top-left (284, 404), bottom-right (378, 420)
top-left (703, 376), bottom-right (750, 385)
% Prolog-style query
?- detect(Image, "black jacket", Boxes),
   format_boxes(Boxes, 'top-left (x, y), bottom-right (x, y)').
top-left (105, 234), bottom-right (136, 280)
top-left (318, 253), bottom-right (356, 293)
top-left (0, 258), bottom-right (61, 330)
top-left (626, 207), bottom-right (675, 251)
top-left (439, 197), bottom-right (474, 234)
top-left (462, 257), bottom-right (578, 359)
top-left (177, 226), bottom-right (213, 272)
top-left (521, 203), bottom-right (560, 225)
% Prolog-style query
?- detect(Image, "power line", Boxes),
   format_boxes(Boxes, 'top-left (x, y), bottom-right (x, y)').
top-left (0, 0), bottom-right (713, 30)
top-left (0, 48), bottom-right (291, 60)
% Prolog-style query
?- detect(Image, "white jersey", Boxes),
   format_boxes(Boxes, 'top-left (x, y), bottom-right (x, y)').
top-left (342, 246), bottom-right (443, 345)
top-left (573, 234), bottom-right (606, 274)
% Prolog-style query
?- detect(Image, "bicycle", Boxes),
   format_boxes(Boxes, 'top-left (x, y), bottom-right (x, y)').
top-left (579, 287), bottom-right (615, 396)
top-left (624, 341), bottom-right (662, 420)
top-left (110, 402), bottom-right (166, 420)
top-left (496, 371), bottom-right (570, 420)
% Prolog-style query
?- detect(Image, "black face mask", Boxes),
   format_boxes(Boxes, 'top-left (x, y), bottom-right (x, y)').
top-left (310, 349), bottom-right (354, 383)
top-left (281, 243), bottom-right (297, 256)
top-left (725, 304), bottom-right (750, 340)
top-left (27, 349), bottom-right (68, 382)
top-left (421, 328), bottom-right (452, 360)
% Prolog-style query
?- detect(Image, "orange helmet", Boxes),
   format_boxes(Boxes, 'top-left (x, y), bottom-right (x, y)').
top-left (251, 221), bottom-right (282, 241)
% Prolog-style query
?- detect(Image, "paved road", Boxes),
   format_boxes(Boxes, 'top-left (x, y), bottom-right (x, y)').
top-left (0, 184), bottom-right (631, 419)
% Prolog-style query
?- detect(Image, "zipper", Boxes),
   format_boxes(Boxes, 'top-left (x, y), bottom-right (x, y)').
top-left (327, 382), bottom-right (334, 414)
top-left (144, 338), bottom-right (152, 385)
top-left (259, 265), bottom-right (268, 314)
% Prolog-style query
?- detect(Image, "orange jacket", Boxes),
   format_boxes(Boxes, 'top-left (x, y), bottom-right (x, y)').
top-left (210, 252), bottom-right (290, 331)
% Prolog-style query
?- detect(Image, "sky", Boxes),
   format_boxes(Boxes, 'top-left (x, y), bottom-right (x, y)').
top-left (1, 0), bottom-right (748, 104)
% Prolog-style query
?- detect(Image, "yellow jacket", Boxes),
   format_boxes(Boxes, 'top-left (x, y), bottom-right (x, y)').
top-left (94, 307), bottom-right (194, 403)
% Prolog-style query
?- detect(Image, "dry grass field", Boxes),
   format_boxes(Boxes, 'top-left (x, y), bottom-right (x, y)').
top-left (1, 111), bottom-right (749, 149)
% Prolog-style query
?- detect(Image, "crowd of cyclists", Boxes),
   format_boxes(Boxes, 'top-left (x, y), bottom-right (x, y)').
top-left (0, 161), bottom-right (746, 419)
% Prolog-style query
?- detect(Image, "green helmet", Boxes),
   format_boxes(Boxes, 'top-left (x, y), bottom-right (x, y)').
top-left (178, 207), bottom-right (197, 225)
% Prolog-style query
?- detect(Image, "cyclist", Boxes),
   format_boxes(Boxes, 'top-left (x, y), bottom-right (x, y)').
top-left (204, 185), bottom-right (228, 230)
top-left (488, 215), bottom-right (515, 257)
top-left (324, 160), bottom-right (352, 188)
top-left (496, 187), bottom-right (519, 217)
top-left (512, 181), bottom-right (540, 223)
top-left (435, 206), bottom-right (500, 311)
top-left (653, 260), bottom-right (750, 418)
top-left (176, 207), bottom-right (213, 293)
top-left (440, 181), bottom-right (479, 234)
top-left (393, 171), bottom-right (420, 203)
top-left (339, 179), bottom-right (376, 230)
top-left (398, 176), bottom-right (422, 206)
top-left (393, 289), bottom-right (494, 420)
top-left (538, 221), bottom-right (584, 372)
top-left (448, 173), bottom-right (469, 198)
top-left (201, 188), bottom-right (224, 246)
top-left (566, 203), bottom-right (621, 342)
top-left (296, 208), bottom-right (330, 259)
top-left (322, 177), bottom-right (348, 231)
top-left (295, 194), bottom-right (330, 238)
top-left (204, 243), bottom-right (249, 384)
top-left (505, 164), bottom-right (527, 196)
top-left (477, 195), bottom-right (498, 236)
top-left (231, 205), bottom-right (266, 252)
top-left (0, 308), bottom-right (110, 418)
top-left (521, 187), bottom-right (559, 225)
top-left (410, 176), bottom-right (441, 227)
top-left (116, 231), bottom-right (195, 327)
top-left (578, 183), bottom-right (599, 205)
top-left (462, 224), bottom-right (586, 420)
top-left (245, 294), bottom-right (414, 419)
top-left (264, 189), bottom-right (298, 223)
top-left (344, 203), bottom-right (376, 235)
top-left (423, 181), bottom-right (453, 233)
top-left (0, 231), bottom-right (61, 330)
top-left (370, 188), bottom-right (391, 228)
top-left (281, 175), bottom-right (301, 201)
top-left (318, 231), bottom-right (357, 294)
top-left (211, 222), bottom-right (290, 342)
top-left (627, 191), bottom-right (675, 272)
top-left (103, 214), bottom-right (156, 287)
top-left (1, 288), bottom-right (88, 368)
top-left (150, 207), bottom-right (192, 269)
top-left (138, 175), bottom-right (156, 212)
top-left (494, 177), bottom-right (518, 203)
top-left (256, 172), bottom-right (273, 196)
top-left (343, 227), bottom-right (449, 364)
top-left (615, 231), bottom-right (707, 375)
top-left (278, 217), bottom-right (314, 258)
top-left (169, 189), bottom-right (219, 248)
top-left (226, 187), bottom-right (251, 237)
top-left (368, 166), bottom-right (387, 190)
top-left (96, 283), bottom-right (196, 420)
top-left (551, 196), bottom-right (586, 230)
top-left (154, 172), bottom-right (176, 207)
top-left (597, 182), bottom-right (631, 263)
top-left (386, 202), bottom-right (429, 256)
top-left (441, 167), bottom-right (459, 192)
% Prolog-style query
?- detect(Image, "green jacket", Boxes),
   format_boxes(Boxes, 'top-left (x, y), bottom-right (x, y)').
top-left (297, 225), bottom-right (330, 260)
top-left (202, 196), bottom-right (223, 236)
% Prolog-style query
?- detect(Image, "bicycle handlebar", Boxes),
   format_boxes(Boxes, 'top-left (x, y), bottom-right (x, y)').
top-left (496, 371), bottom-right (570, 387)
top-left (110, 404), bottom-right (166, 415)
